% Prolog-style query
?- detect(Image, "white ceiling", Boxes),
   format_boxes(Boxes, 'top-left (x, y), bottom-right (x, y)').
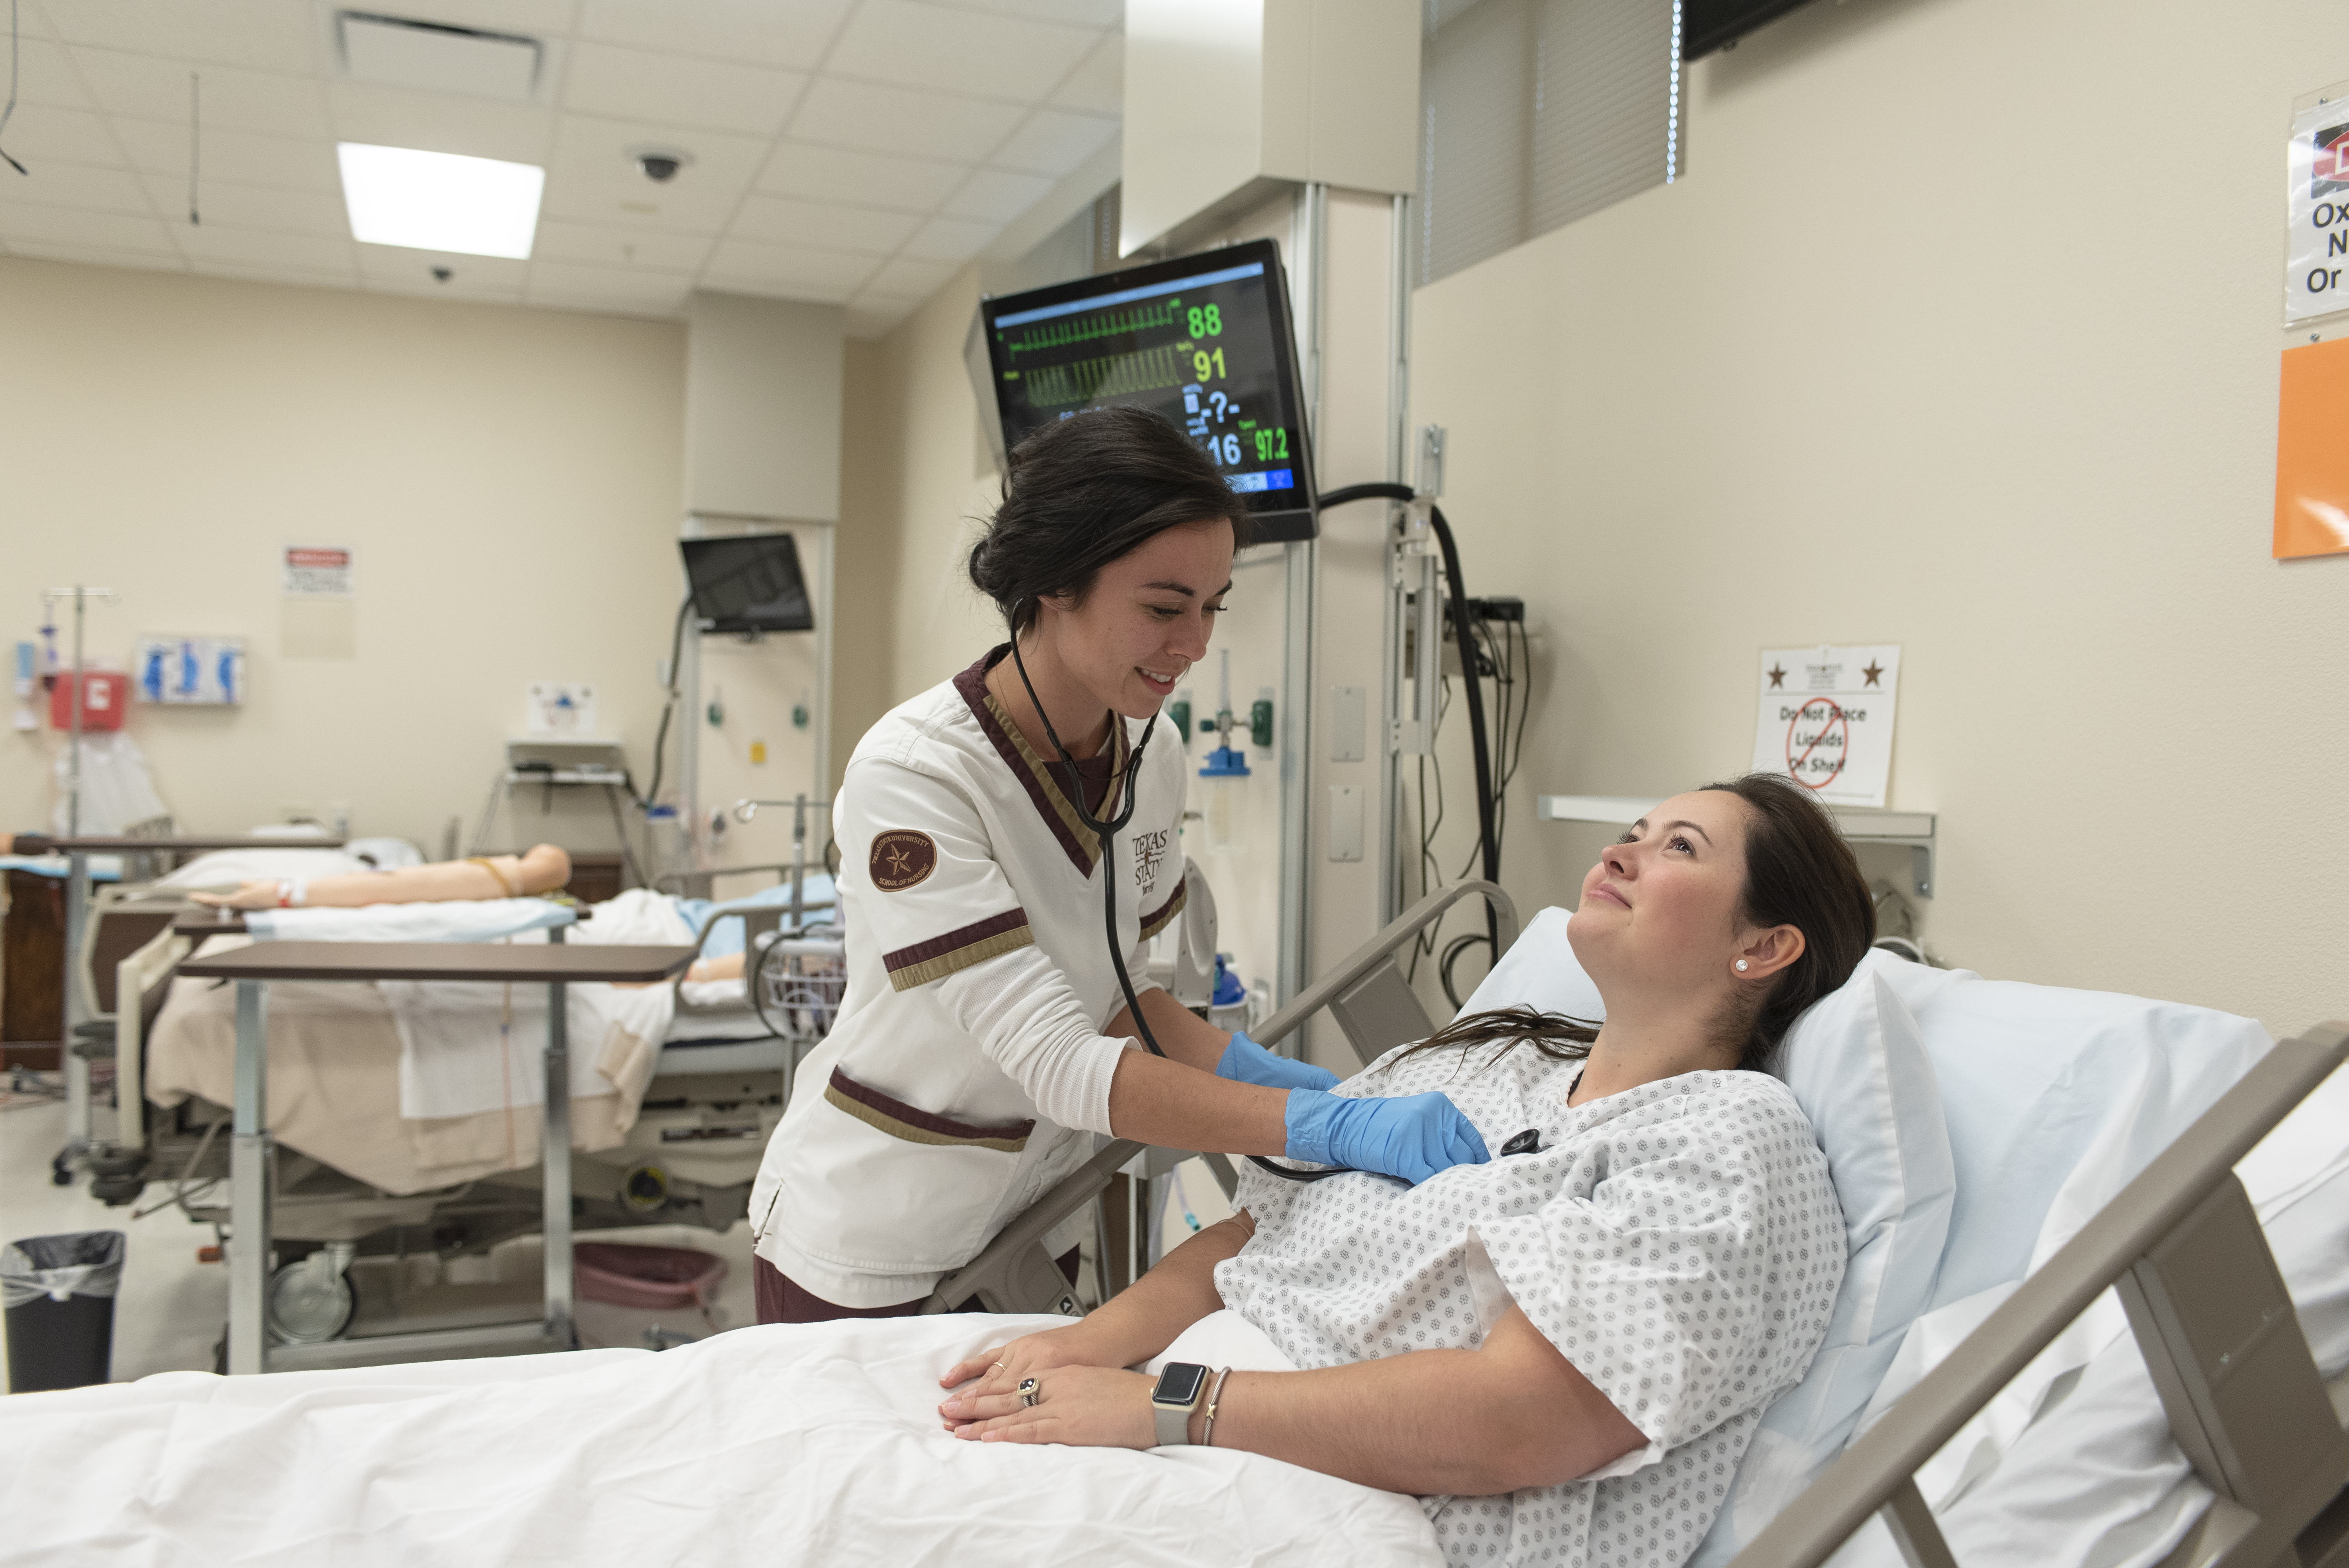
top-left (0, 0), bottom-right (1123, 334)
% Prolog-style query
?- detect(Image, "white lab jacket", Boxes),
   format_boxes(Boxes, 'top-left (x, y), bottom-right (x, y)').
top-left (749, 647), bottom-right (1189, 1308)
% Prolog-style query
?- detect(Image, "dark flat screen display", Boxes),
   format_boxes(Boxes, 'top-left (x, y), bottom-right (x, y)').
top-left (981, 238), bottom-right (1317, 542)
top-left (681, 535), bottom-right (814, 634)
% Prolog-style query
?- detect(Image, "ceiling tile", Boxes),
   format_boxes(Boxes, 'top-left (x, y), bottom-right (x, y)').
top-left (927, 0), bottom-right (1123, 26)
top-left (1048, 32), bottom-right (1120, 116)
top-left (532, 217), bottom-right (710, 272)
top-left (189, 256), bottom-right (360, 290)
top-left (754, 142), bottom-right (965, 213)
top-left (74, 51), bottom-right (330, 139)
top-left (111, 121), bottom-right (341, 193)
top-left (987, 108), bottom-right (1114, 176)
top-left (1, 239), bottom-right (185, 273)
top-left (560, 41), bottom-right (807, 138)
top-left (824, 1), bottom-right (1099, 102)
top-left (540, 114), bottom-right (765, 232)
top-left (574, 0), bottom-right (855, 70)
top-left (328, 83), bottom-right (557, 165)
top-left (43, 0), bottom-right (315, 74)
top-left (1, 160), bottom-right (153, 215)
top-left (13, 39), bottom-right (97, 110)
top-left (865, 253), bottom-right (955, 298)
top-left (700, 237), bottom-right (877, 301)
top-left (942, 167), bottom-right (1050, 223)
top-left (153, 175), bottom-right (349, 237)
top-left (901, 213), bottom-right (996, 263)
top-left (0, 199), bottom-right (175, 253)
top-left (360, 1), bottom-right (583, 34)
top-left (524, 260), bottom-right (692, 314)
top-left (0, 105), bottom-right (129, 167)
top-left (729, 194), bottom-right (918, 255)
top-left (782, 77), bottom-right (1025, 166)
top-left (179, 223), bottom-right (358, 275)
top-left (356, 240), bottom-right (528, 298)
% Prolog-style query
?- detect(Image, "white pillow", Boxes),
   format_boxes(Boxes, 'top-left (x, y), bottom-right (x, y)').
top-left (152, 846), bottom-right (364, 889)
top-left (1461, 916), bottom-right (1959, 1568)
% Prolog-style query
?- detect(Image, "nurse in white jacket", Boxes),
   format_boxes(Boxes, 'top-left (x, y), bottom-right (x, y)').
top-left (748, 407), bottom-right (1488, 1322)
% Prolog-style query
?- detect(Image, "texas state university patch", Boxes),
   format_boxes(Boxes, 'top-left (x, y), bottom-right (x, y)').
top-left (869, 829), bottom-right (939, 892)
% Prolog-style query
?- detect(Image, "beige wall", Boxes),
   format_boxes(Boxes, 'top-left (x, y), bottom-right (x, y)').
top-left (1409, 0), bottom-right (2349, 1035)
top-left (0, 258), bottom-right (685, 856)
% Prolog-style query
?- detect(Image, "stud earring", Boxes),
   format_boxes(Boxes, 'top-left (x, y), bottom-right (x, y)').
top-left (1734, 959), bottom-right (1750, 972)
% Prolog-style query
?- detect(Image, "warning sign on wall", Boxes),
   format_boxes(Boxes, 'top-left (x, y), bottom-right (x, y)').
top-left (1749, 645), bottom-right (1902, 809)
top-left (283, 546), bottom-right (355, 597)
top-left (2286, 82), bottom-right (2349, 326)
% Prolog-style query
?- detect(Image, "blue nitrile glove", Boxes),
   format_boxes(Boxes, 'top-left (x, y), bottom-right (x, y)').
top-left (1283, 1089), bottom-right (1490, 1185)
top-left (1215, 1030), bottom-right (1340, 1092)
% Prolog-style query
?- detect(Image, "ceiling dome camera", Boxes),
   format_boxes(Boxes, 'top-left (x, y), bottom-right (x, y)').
top-left (629, 146), bottom-right (693, 184)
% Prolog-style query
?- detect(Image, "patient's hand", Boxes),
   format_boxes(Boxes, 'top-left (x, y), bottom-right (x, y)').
top-left (940, 1365), bottom-right (1160, 1450)
top-left (939, 1320), bottom-right (1119, 1425)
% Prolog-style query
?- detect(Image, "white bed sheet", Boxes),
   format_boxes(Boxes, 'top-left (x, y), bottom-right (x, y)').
top-left (2, 1314), bottom-right (1440, 1568)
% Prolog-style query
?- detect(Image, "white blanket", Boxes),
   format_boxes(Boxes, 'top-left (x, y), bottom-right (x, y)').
top-left (246, 897), bottom-right (577, 944)
top-left (0, 1314), bottom-right (1440, 1567)
top-left (384, 891), bottom-right (690, 1121)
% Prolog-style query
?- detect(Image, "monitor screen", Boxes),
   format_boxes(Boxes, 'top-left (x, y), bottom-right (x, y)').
top-left (979, 238), bottom-right (1317, 542)
top-left (680, 535), bottom-right (814, 634)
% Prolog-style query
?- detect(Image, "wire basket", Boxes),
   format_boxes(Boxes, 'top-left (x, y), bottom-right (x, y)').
top-left (750, 932), bottom-right (846, 1044)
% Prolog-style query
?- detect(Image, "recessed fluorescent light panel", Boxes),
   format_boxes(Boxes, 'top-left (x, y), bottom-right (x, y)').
top-left (337, 143), bottom-right (544, 259)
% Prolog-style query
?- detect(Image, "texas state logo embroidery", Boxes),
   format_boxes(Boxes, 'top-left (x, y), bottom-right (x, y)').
top-left (870, 830), bottom-right (939, 892)
top-left (1131, 828), bottom-right (1169, 898)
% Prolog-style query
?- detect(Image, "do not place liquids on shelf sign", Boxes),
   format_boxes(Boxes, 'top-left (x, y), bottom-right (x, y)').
top-left (1750, 645), bottom-right (1902, 809)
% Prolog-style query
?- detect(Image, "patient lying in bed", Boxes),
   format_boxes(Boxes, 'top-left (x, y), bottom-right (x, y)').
top-left (930, 774), bottom-right (1867, 1566)
top-left (10, 778), bottom-right (1864, 1568)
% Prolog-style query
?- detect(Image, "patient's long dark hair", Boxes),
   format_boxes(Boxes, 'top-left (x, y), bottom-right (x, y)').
top-left (1395, 773), bottom-right (1874, 1076)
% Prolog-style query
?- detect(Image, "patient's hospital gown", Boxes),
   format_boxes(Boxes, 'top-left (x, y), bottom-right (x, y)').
top-left (1216, 1049), bottom-right (1845, 1568)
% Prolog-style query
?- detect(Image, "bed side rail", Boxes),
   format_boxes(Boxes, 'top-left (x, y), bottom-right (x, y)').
top-left (1731, 1023), bottom-right (2349, 1568)
top-left (1254, 880), bottom-right (1518, 1069)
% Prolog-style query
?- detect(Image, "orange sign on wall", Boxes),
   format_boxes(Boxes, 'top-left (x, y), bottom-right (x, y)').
top-left (2275, 336), bottom-right (2349, 558)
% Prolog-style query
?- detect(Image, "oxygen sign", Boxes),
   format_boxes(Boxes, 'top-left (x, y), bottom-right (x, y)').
top-left (2287, 87), bottom-right (2349, 326)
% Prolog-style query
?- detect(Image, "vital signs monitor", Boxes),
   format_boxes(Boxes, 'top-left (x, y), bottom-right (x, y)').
top-left (979, 238), bottom-right (1318, 541)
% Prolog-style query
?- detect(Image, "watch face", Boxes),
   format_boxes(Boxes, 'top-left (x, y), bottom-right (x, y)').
top-left (1153, 1361), bottom-right (1209, 1407)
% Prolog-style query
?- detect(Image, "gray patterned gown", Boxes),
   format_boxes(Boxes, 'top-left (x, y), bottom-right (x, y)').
top-left (1215, 1046), bottom-right (1845, 1568)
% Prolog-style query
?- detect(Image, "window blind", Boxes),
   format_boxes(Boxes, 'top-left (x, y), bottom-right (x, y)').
top-left (1417, 0), bottom-right (1683, 288)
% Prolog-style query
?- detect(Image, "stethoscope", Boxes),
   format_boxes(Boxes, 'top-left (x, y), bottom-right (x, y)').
top-left (1003, 629), bottom-right (1349, 1184)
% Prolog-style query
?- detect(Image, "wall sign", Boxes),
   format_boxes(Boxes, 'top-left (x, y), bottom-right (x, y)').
top-left (283, 545), bottom-right (355, 597)
top-left (1749, 645), bottom-right (1902, 809)
top-left (2286, 82), bottom-right (2349, 326)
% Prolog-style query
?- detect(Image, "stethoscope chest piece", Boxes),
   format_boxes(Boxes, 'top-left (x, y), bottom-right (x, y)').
top-left (1500, 1128), bottom-right (1544, 1157)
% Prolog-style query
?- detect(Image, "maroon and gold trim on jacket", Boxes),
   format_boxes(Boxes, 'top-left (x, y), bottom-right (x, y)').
top-left (952, 647), bottom-right (1130, 878)
top-left (882, 907), bottom-right (1034, 992)
top-left (1137, 882), bottom-right (1187, 944)
top-left (822, 1068), bottom-right (1035, 1154)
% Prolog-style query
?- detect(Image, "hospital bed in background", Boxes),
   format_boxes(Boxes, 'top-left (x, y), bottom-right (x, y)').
top-left (938, 882), bottom-right (2349, 1568)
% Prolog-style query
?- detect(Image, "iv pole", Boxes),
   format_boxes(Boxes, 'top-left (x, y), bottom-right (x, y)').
top-left (39, 586), bottom-right (119, 1183)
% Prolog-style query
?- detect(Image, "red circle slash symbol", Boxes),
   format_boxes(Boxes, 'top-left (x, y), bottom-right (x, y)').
top-left (1783, 698), bottom-right (1848, 792)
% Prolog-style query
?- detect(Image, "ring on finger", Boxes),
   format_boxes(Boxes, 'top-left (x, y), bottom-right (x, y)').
top-left (1018, 1377), bottom-right (1041, 1408)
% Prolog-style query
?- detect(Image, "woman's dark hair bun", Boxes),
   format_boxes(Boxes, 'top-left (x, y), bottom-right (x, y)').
top-left (969, 405), bottom-right (1249, 633)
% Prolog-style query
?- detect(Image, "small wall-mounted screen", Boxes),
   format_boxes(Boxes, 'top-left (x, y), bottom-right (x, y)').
top-left (681, 534), bottom-right (814, 634)
top-left (980, 238), bottom-right (1317, 542)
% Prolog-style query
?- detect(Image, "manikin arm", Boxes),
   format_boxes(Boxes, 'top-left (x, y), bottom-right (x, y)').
top-left (190, 843), bottom-right (572, 910)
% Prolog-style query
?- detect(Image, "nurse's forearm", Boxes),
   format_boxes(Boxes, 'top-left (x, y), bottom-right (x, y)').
top-left (1105, 985), bottom-right (1228, 1073)
top-left (1105, 1051), bottom-right (1290, 1154)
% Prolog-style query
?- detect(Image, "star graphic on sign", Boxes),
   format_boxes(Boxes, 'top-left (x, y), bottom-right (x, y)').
top-left (1861, 661), bottom-right (1884, 687)
top-left (1766, 664), bottom-right (1788, 689)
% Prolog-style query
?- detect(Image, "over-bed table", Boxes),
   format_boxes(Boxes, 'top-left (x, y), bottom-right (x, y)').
top-left (174, 936), bottom-right (693, 1376)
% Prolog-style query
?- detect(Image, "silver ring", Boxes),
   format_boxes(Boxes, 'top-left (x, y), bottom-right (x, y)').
top-left (1018, 1377), bottom-right (1040, 1408)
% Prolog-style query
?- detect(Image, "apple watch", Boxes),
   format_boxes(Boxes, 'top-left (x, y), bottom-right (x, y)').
top-left (1150, 1360), bottom-right (1211, 1447)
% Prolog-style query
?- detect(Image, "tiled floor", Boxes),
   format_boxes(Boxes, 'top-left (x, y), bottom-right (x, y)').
top-left (1, 1095), bottom-right (759, 1393)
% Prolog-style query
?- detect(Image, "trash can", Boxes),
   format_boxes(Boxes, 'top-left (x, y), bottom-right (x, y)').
top-left (4, 1231), bottom-right (126, 1392)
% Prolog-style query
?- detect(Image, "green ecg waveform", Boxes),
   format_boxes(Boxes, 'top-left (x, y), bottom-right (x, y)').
top-left (1025, 343), bottom-right (1185, 408)
top-left (1007, 300), bottom-right (1178, 358)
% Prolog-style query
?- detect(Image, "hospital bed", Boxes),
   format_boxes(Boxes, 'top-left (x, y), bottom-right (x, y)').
top-left (935, 882), bottom-right (2349, 1568)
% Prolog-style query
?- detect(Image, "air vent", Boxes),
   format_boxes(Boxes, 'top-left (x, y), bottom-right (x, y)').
top-left (338, 11), bottom-right (542, 102)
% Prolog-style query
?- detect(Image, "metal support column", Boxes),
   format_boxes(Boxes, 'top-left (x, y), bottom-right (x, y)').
top-left (228, 979), bottom-right (270, 1376)
top-left (59, 850), bottom-right (91, 1175)
top-left (542, 925), bottom-right (574, 1349)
